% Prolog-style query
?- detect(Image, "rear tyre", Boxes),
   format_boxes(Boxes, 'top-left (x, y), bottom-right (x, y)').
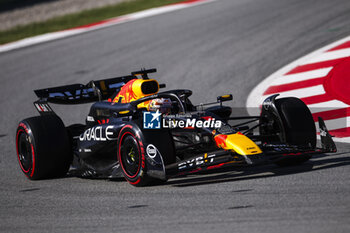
top-left (16, 115), bottom-right (72, 179)
top-left (273, 97), bottom-right (316, 166)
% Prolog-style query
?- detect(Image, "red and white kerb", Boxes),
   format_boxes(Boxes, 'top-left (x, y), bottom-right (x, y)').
top-left (247, 36), bottom-right (350, 143)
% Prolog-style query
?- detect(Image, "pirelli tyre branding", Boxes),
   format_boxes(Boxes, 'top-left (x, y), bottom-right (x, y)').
top-left (79, 126), bottom-right (117, 141)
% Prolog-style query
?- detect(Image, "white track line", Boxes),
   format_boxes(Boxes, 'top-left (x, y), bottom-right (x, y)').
top-left (322, 116), bottom-right (350, 131)
top-left (329, 137), bottom-right (350, 143)
top-left (0, 0), bottom-right (215, 53)
top-left (260, 85), bottom-right (325, 102)
top-left (304, 48), bottom-right (350, 64)
top-left (271, 67), bottom-right (332, 85)
top-left (308, 100), bottom-right (349, 113)
top-left (0, 29), bottom-right (86, 53)
top-left (316, 135), bottom-right (350, 143)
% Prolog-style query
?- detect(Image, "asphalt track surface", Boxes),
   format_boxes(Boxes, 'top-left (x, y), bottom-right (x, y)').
top-left (1, 0), bottom-right (350, 232)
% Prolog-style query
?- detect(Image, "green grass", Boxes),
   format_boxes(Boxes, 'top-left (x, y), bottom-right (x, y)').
top-left (0, 0), bottom-right (185, 45)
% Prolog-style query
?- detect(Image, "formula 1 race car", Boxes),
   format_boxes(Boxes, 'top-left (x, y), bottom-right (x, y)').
top-left (16, 68), bottom-right (337, 186)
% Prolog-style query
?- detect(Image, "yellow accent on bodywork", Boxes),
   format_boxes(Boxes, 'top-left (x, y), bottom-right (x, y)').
top-left (215, 133), bottom-right (262, 155)
top-left (132, 79), bottom-right (159, 98)
top-left (118, 110), bottom-right (130, 115)
top-left (113, 79), bottom-right (159, 109)
top-left (100, 81), bottom-right (107, 91)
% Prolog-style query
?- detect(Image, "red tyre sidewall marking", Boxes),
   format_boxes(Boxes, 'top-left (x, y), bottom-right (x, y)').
top-left (30, 144), bottom-right (35, 178)
top-left (118, 126), bottom-right (144, 183)
top-left (16, 124), bottom-right (36, 178)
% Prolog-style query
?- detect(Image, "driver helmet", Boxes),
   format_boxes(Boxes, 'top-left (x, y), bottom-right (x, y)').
top-left (148, 98), bottom-right (172, 114)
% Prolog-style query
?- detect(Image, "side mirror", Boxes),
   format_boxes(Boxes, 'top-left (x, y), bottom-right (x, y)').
top-left (217, 94), bottom-right (233, 103)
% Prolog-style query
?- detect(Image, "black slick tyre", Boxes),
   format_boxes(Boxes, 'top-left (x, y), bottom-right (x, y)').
top-left (117, 125), bottom-right (152, 186)
top-left (16, 115), bottom-right (72, 179)
top-left (274, 97), bottom-right (316, 166)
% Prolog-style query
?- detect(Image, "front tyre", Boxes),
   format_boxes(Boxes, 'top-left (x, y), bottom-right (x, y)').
top-left (275, 97), bottom-right (316, 148)
top-left (117, 125), bottom-right (153, 186)
top-left (16, 115), bottom-right (72, 180)
top-left (274, 97), bottom-right (316, 166)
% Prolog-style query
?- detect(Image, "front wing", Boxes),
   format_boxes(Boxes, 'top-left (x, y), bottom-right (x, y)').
top-left (159, 118), bottom-right (337, 179)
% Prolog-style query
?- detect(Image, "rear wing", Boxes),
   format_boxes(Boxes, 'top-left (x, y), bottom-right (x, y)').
top-left (34, 76), bottom-right (134, 104)
top-left (34, 69), bottom-right (157, 104)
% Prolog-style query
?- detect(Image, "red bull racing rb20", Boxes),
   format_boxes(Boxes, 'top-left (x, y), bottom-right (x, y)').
top-left (16, 69), bottom-right (337, 186)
